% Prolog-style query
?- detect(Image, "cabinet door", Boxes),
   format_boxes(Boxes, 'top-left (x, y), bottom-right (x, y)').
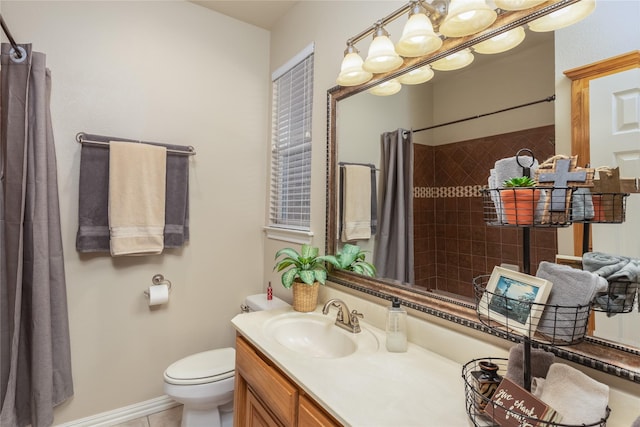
top-left (246, 387), bottom-right (282, 427)
top-left (298, 395), bottom-right (340, 427)
top-left (236, 336), bottom-right (298, 425)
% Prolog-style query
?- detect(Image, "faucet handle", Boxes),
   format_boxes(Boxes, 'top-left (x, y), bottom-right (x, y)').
top-left (349, 310), bottom-right (363, 333)
top-left (350, 310), bottom-right (364, 320)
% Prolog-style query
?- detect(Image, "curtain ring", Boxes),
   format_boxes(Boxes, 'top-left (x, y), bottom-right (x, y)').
top-left (9, 46), bottom-right (27, 64)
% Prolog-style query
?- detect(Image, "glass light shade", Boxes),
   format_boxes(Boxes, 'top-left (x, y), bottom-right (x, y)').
top-left (363, 31), bottom-right (404, 74)
top-left (397, 66), bottom-right (434, 85)
top-left (368, 79), bottom-right (402, 96)
top-left (529, 0), bottom-right (595, 32)
top-left (493, 0), bottom-right (545, 11)
top-left (473, 27), bottom-right (526, 54)
top-left (337, 52), bottom-right (373, 86)
top-left (396, 13), bottom-right (443, 57)
top-left (439, 0), bottom-right (497, 37)
top-left (431, 49), bottom-right (474, 71)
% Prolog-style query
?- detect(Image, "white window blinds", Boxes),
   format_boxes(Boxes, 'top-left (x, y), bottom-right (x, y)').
top-left (269, 47), bottom-right (314, 230)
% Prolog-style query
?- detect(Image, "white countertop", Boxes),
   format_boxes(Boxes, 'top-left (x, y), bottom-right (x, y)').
top-left (231, 306), bottom-right (471, 427)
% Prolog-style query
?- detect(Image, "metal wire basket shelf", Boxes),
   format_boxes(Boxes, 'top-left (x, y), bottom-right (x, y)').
top-left (462, 357), bottom-right (610, 427)
top-left (473, 275), bottom-right (591, 346)
top-left (591, 279), bottom-right (638, 315)
top-left (481, 188), bottom-right (628, 227)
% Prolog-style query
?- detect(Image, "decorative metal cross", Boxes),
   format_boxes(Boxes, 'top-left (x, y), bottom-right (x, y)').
top-left (538, 158), bottom-right (587, 211)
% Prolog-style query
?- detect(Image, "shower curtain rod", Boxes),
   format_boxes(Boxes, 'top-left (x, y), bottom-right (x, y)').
top-left (408, 95), bottom-right (556, 135)
top-left (76, 132), bottom-right (196, 156)
top-left (0, 14), bottom-right (22, 59)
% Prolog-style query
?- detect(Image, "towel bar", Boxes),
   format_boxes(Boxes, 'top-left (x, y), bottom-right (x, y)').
top-left (76, 132), bottom-right (196, 156)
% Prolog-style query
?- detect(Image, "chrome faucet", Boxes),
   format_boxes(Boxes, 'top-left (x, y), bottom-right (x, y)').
top-left (322, 298), bottom-right (364, 333)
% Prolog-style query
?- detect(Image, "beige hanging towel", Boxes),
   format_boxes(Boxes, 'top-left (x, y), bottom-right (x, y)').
top-left (108, 141), bottom-right (167, 256)
top-left (341, 164), bottom-right (372, 242)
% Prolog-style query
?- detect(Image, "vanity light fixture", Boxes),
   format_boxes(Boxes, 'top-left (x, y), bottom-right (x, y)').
top-left (396, 1), bottom-right (443, 58)
top-left (335, 0), bottom-right (596, 90)
top-left (369, 79), bottom-right (402, 96)
top-left (431, 48), bottom-right (474, 71)
top-left (438, 0), bottom-right (497, 37)
top-left (473, 26), bottom-right (526, 54)
top-left (528, 0), bottom-right (595, 32)
top-left (336, 44), bottom-right (373, 86)
top-left (397, 65), bottom-right (435, 85)
top-left (363, 24), bottom-right (404, 74)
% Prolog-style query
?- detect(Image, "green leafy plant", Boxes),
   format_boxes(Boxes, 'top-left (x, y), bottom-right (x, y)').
top-left (327, 243), bottom-right (376, 277)
top-left (274, 244), bottom-right (335, 289)
top-left (503, 176), bottom-right (536, 187)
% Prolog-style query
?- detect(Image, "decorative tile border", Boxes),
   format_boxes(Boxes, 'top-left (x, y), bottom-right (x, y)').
top-left (414, 185), bottom-right (486, 198)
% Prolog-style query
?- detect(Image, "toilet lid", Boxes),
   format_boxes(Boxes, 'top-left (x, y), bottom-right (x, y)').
top-left (164, 348), bottom-right (235, 385)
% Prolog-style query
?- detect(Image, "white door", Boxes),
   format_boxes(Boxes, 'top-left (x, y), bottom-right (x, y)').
top-left (590, 67), bottom-right (640, 348)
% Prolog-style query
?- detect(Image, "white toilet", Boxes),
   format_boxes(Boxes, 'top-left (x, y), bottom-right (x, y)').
top-left (163, 294), bottom-right (289, 427)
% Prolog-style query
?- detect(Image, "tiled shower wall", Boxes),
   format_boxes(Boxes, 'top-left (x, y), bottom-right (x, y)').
top-left (413, 125), bottom-right (557, 299)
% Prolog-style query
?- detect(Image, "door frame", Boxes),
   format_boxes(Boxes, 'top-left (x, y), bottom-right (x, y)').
top-left (564, 50), bottom-right (640, 255)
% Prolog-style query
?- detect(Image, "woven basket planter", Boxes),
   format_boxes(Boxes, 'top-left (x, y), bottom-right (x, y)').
top-left (292, 281), bottom-right (319, 312)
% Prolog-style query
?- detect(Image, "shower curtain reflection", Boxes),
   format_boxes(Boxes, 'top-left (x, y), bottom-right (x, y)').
top-left (374, 129), bottom-right (415, 284)
top-left (1, 43), bottom-right (73, 427)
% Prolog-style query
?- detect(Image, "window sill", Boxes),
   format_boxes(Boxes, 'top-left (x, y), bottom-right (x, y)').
top-left (264, 226), bottom-right (314, 245)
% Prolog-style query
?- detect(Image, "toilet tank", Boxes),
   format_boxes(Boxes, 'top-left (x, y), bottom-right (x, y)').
top-left (243, 293), bottom-right (289, 312)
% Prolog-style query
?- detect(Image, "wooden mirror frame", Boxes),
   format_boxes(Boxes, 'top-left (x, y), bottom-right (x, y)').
top-left (326, 32), bottom-right (640, 383)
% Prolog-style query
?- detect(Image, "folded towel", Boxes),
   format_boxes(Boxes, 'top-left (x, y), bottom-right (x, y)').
top-left (537, 363), bottom-right (609, 425)
top-left (76, 143), bottom-right (111, 252)
top-left (109, 141), bottom-right (167, 256)
top-left (583, 251), bottom-right (640, 282)
top-left (505, 343), bottom-right (555, 388)
top-left (571, 187), bottom-right (595, 220)
top-left (535, 261), bottom-right (607, 342)
top-left (163, 145), bottom-right (190, 248)
top-left (341, 164), bottom-right (373, 242)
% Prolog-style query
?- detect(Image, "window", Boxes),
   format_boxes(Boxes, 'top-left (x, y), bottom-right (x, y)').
top-left (269, 44), bottom-right (314, 231)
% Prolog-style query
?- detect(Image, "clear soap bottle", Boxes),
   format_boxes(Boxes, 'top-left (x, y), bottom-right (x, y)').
top-left (385, 298), bottom-right (408, 352)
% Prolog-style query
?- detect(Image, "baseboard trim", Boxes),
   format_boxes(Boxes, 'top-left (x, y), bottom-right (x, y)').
top-left (55, 395), bottom-right (180, 427)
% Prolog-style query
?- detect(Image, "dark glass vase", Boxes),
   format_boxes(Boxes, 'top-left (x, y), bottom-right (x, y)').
top-left (471, 360), bottom-right (503, 412)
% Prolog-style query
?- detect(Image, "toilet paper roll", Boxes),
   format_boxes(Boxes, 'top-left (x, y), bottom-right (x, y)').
top-left (148, 284), bottom-right (169, 306)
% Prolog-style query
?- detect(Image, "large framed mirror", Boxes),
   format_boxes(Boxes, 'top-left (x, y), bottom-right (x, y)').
top-left (326, 0), bottom-right (640, 382)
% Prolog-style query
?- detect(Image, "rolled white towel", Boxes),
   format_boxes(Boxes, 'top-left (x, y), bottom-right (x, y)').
top-left (537, 363), bottom-right (609, 425)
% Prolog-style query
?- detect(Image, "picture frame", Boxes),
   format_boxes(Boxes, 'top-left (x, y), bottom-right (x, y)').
top-left (478, 266), bottom-right (553, 337)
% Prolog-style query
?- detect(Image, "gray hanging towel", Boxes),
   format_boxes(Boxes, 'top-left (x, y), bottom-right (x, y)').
top-left (75, 134), bottom-right (190, 252)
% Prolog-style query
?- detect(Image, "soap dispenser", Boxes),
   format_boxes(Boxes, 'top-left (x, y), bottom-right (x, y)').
top-left (385, 298), bottom-right (408, 352)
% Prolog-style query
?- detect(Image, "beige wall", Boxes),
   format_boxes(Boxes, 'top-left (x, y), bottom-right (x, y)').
top-left (1, 0), bottom-right (269, 422)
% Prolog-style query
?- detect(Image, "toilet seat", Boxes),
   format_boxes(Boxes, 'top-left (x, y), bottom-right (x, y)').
top-left (164, 348), bottom-right (235, 386)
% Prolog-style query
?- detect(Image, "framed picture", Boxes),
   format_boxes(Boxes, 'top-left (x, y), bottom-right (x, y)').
top-left (478, 266), bottom-right (553, 337)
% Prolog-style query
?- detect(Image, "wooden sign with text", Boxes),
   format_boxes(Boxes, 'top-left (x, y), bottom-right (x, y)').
top-left (487, 378), bottom-right (562, 427)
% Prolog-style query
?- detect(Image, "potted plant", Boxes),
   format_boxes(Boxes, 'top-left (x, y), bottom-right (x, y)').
top-left (500, 176), bottom-right (540, 225)
top-left (274, 244), bottom-right (335, 312)
top-left (329, 243), bottom-right (376, 277)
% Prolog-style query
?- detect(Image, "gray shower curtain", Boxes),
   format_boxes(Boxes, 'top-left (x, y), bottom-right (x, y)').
top-left (373, 129), bottom-right (415, 284)
top-left (1, 43), bottom-right (73, 426)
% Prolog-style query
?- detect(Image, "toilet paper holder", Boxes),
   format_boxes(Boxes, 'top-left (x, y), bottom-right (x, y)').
top-left (143, 274), bottom-right (172, 298)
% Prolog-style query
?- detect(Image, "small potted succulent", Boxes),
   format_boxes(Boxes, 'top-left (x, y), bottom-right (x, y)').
top-left (500, 176), bottom-right (540, 225)
top-left (328, 243), bottom-right (376, 277)
top-left (274, 244), bottom-right (335, 312)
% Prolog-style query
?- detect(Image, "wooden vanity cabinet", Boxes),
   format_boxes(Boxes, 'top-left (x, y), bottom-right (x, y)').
top-left (234, 335), bottom-right (341, 427)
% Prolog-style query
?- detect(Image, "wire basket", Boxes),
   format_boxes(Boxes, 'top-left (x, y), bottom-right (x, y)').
top-left (592, 279), bottom-right (638, 315)
top-left (570, 192), bottom-right (628, 223)
top-left (473, 275), bottom-right (591, 345)
top-left (462, 358), bottom-right (610, 427)
top-left (482, 188), bottom-right (574, 227)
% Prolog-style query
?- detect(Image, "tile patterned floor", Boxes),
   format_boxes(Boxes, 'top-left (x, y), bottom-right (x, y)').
top-left (112, 405), bottom-right (182, 427)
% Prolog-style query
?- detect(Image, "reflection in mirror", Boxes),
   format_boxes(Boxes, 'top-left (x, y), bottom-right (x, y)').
top-left (336, 34), bottom-right (558, 300)
top-left (327, 2), bottom-right (640, 381)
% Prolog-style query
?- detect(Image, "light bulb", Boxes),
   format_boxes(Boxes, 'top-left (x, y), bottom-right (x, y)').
top-left (439, 0), bottom-right (497, 37)
top-left (474, 27), bottom-right (526, 54)
top-left (363, 27), bottom-right (404, 74)
top-left (396, 11), bottom-right (443, 57)
top-left (397, 66), bottom-right (434, 85)
top-left (431, 49), bottom-right (474, 71)
top-left (337, 46), bottom-right (373, 86)
top-left (494, 0), bottom-right (545, 11)
top-left (369, 79), bottom-right (402, 96)
top-left (529, 0), bottom-right (595, 32)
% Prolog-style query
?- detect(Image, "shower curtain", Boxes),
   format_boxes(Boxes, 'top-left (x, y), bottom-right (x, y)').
top-left (373, 129), bottom-right (415, 284)
top-left (1, 43), bottom-right (73, 426)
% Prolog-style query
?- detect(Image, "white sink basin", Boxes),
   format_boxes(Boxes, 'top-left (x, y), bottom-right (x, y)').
top-left (264, 312), bottom-right (379, 358)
